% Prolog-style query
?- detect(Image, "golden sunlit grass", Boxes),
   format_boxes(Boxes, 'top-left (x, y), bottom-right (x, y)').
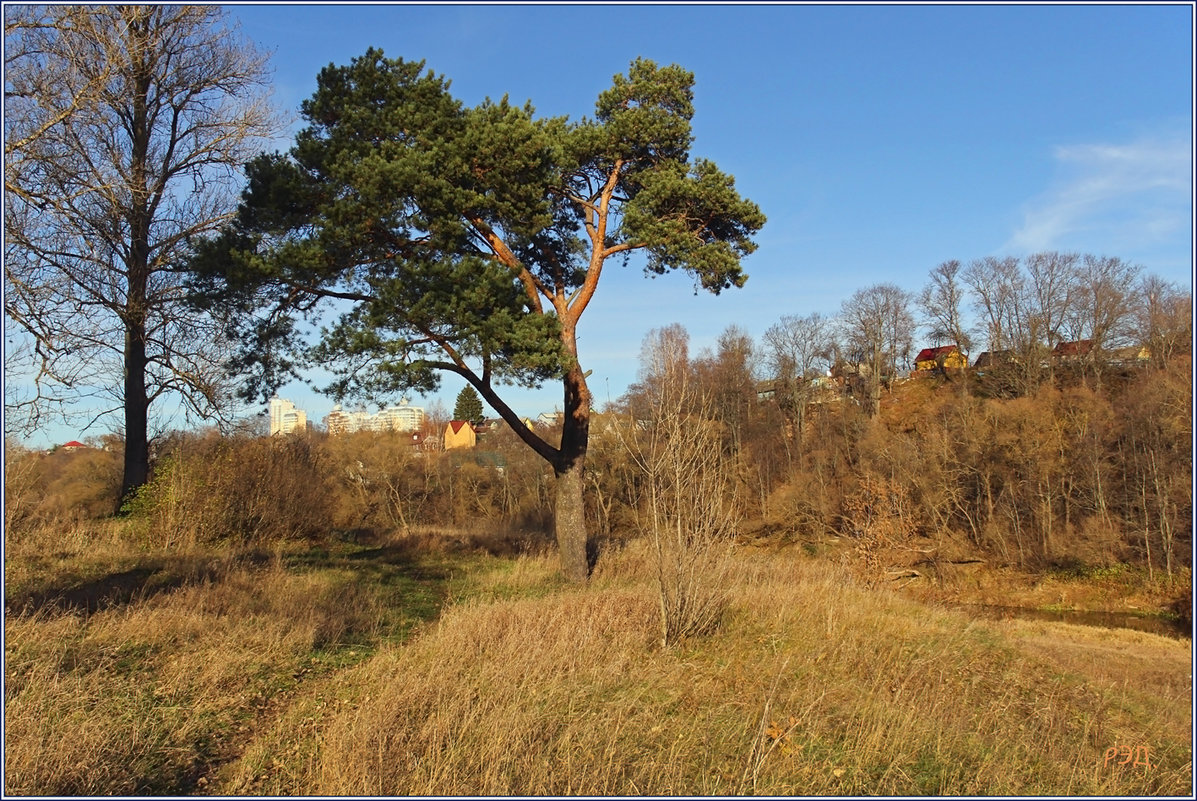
top-left (3, 529), bottom-right (457, 796)
top-left (215, 540), bottom-right (1192, 796)
top-left (5, 532), bottom-right (1191, 796)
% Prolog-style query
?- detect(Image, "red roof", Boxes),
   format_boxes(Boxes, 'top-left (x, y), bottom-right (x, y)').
top-left (915, 345), bottom-right (959, 363)
top-left (62, 440), bottom-right (87, 449)
top-left (1052, 339), bottom-right (1093, 356)
top-left (447, 421), bottom-right (473, 434)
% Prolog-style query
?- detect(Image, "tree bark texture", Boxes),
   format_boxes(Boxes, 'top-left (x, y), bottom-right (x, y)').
top-left (554, 458), bottom-right (591, 582)
top-left (553, 361), bottom-right (593, 581)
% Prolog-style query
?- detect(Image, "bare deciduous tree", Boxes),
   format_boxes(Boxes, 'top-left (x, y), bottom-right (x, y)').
top-left (839, 283), bottom-right (914, 416)
top-left (1023, 250), bottom-right (1078, 383)
top-left (693, 324), bottom-right (759, 451)
top-left (963, 255), bottom-right (1051, 394)
top-left (1132, 274), bottom-right (1192, 371)
top-left (1064, 254), bottom-right (1141, 382)
top-left (1024, 251), bottom-right (1079, 346)
top-left (919, 260), bottom-right (973, 353)
top-left (4, 6), bottom-right (116, 202)
top-left (3, 5), bottom-right (284, 505)
top-left (919, 259), bottom-right (975, 395)
top-left (762, 311), bottom-right (831, 442)
top-left (963, 256), bottom-right (1022, 354)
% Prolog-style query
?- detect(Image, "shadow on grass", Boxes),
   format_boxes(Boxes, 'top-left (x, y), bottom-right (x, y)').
top-left (4, 561), bottom-right (224, 617)
top-left (3, 539), bottom-right (460, 621)
top-left (3, 535), bottom-right (498, 797)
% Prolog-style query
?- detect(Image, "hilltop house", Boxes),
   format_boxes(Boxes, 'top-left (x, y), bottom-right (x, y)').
top-left (972, 350), bottom-right (1016, 369)
top-left (1052, 339), bottom-right (1094, 362)
top-left (914, 345), bottom-right (968, 372)
top-left (1109, 345), bottom-right (1152, 366)
top-left (536, 411), bottom-right (562, 428)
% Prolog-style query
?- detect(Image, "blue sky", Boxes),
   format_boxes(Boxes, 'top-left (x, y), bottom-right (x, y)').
top-left (11, 1), bottom-right (1194, 445)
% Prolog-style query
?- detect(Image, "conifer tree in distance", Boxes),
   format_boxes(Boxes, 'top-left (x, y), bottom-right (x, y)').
top-left (453, 385), bottom-right (485, 427)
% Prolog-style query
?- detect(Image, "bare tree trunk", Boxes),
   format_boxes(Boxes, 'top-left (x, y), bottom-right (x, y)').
top-left (1005, 499), bottom-right (1026, 567)
top-left (1140, 464), bottom-right (1154, 582)
top-left (1093, 437), bottom-right (1109, 527)
top-left (1149, 449), bottom-right (1173, 580)
top-left (121, 321), bottom-right (150, 507)
top-left (869, 361), bottom-right (883, 418)
top-left (120, 30), bottom-right (153, 510)
top-left (1039, 483), bottom-right (1053, 562)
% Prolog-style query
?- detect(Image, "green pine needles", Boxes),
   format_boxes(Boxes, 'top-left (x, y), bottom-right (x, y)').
top-left (187, 51), bottom-right (764, 579)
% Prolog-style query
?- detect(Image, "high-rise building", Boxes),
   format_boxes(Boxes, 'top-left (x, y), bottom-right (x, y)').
top-left (377, 401), bottom-right (425, 432)
top-left (325, 404), bottom-right (350, 436)
top-left (325, 400), bottom-right (424, 435)
top-left (269, 396), bottom-right (307, 435)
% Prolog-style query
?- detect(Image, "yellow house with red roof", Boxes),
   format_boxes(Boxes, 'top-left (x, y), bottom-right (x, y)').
top-left (914, 345), bottom-right (968, 372)
top-left (443, 420), bottom-right (477, 450)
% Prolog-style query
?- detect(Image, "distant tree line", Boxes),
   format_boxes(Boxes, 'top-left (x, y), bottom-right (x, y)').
top-left (758, 252), bottom-right (1188, 419)
top-left (5, 244), bottom-right (1190, 581)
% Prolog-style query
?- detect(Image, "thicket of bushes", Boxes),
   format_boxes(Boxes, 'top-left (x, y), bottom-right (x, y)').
top-left (690, 366), bottom-right (1189, 582)
top-left (765, 362), bottom-right (1191, 577)
top-left (4, 440), bottom-right (122, 531)
top-left (4, 356), bottom-right (1190, 580)
top-left (3, 424), bottom-right (562, 552)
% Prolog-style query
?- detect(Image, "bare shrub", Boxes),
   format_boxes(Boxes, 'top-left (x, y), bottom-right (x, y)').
top-left (3, 440), bottom-right (43, 533)
top-left (41, 445), bottom-right (122, 520)
top-left (842, 472), bottom-right (917, 574)
top-left (621, 325), bottom-right (739, 647)
top-left (495, 429), bottom-right (558, 531)
top-left (323, 430), bottom-right (427, 535)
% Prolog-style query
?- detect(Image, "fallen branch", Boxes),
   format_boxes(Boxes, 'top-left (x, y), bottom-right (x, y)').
top-left (886, 569), bottom-right (922, 580)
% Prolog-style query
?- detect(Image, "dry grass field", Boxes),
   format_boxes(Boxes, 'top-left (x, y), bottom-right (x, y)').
top-left (4, 526), bottom-right (1190, 797)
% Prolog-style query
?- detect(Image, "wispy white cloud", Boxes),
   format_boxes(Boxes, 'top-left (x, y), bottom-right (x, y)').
top-left (1005, 133), bottom-right (1192, 255)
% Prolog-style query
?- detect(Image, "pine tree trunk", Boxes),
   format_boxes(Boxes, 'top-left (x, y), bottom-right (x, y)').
top-left (554, 361), bottom-right (592, 581)
top-left (554, 459), bottom-right (590, 582)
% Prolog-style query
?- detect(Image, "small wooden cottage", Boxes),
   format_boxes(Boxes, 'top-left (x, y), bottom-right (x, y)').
top-left (972, 350), bottom-right (1016, 369)
top-left (914, 345), bottom-right (968, 372)
top-left (443, 420), bottom-right (477, 450)
top-left (1051, 339), bottom-right (1094, 362)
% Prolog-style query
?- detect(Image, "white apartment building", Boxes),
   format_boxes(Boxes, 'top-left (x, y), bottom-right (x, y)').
top-left (377, 402), bottom-right (425, 432)
top-left (269, 396), bottom-right (308, 435)
top-left (326, 401), bottom-right (424, 435)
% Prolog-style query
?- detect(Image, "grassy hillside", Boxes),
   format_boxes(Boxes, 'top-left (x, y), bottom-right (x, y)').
top-left (5, 530), bottom-right (1190, 796)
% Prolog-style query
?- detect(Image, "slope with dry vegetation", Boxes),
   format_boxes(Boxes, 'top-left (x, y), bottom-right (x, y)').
top-left (4, 526), bottom-right (1190, 797)
top-left (4, 345), bottom-right (1191, 796)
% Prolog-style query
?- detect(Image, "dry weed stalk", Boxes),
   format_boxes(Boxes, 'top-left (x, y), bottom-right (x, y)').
top-left (739, 655), bottom-right (794, 793)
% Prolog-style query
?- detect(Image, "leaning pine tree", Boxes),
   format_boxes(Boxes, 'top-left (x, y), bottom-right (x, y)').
top-left (188, 52), bottom-right (764, 580)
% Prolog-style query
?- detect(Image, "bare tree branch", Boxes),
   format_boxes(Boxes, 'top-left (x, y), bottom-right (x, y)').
top-left (4, 4), bottom-right (285, 500)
